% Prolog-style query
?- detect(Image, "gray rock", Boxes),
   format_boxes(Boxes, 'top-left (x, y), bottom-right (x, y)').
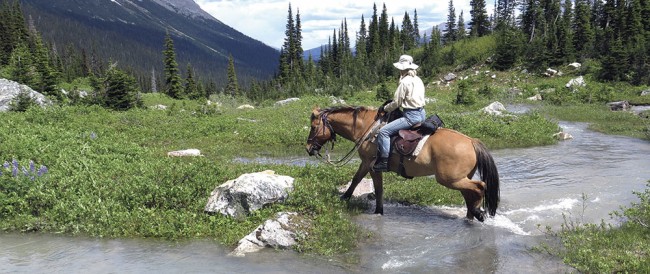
top-left (237, 104), bottom-right (255, 109)
top-left (566, 76), bottom-right (586, 89)
top-left (482, 101), bottom-right (506, 116)
top-left (167, 149), bottom-right (202, 157)
top-left (0, 78), bottom-right (51, 112)
top-left (553, 132), bottom-right (573, 140)
top-left (607, 100), bottom-right (631, 111)
top-left (443, 73), bottom-right (457, 82)
top-left (204, 170), bottom-right (294, 218)
top-left (338, 178), bottom-right (375, 200)
top-left (274, 97), bottom-right (300, 106)
top-left (527, 94), bottom-right (542, 101)
top-left (568, 62), bottom-right (582, 69)
top-left (543, 68), bottom-right (558, 77)
top-left (329, 96), bottom-right (346, 105)
top-left (230, 212), bottom-right (307, 257)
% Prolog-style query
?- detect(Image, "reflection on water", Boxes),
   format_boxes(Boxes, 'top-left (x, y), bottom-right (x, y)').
top-left (2, 121), bottom-right (649, 273)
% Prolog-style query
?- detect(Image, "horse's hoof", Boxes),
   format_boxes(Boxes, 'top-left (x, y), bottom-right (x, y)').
top-left (374, 209), bottom-right (384, 215)
top-left (472, 207), bottom-right (486, 222)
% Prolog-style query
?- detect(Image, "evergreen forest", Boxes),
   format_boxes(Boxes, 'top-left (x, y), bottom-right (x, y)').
top-left (2, 0), bottom-right (650, 109)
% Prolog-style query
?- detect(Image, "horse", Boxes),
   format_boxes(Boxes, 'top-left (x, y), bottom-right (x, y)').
top-left (305, 106), bottom-right (500, 222)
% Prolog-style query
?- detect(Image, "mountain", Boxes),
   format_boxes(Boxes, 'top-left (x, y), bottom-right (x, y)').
top-left (20, 0), bottom-right (279, 87)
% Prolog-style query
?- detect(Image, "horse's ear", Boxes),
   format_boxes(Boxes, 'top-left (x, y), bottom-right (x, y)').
top-left (312, 106), bottom-right (320, 116)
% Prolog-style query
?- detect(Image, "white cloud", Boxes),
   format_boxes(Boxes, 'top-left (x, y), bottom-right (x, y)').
top-left (195, 0), bottom-right (475, 49)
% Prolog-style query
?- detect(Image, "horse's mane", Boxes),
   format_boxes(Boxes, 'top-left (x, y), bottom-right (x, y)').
top-left (320, 106), bottom-right (377, 136)
top-left (320, 105), bottom-right (374, 114)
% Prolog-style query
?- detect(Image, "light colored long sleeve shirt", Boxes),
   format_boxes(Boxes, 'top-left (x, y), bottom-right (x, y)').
top-left (384, 74), bottom-right (426, 112)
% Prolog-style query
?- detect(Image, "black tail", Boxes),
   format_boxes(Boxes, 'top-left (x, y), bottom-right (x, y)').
top-left (473, 140), bottom-right (500, 217)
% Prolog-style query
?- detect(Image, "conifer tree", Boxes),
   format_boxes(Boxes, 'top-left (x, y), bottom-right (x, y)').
top-left (496, 0), bottom-right (517, 26)
top-left (101, 65), bottom-right (140, 111)
top-left (356, 15), bottom-right (368, 63)
top-left (401, 11), bottom-right (415, 50)
top-left (413, 9), bottom-right (421, 44)
top-left (29, 27), bottom-right (59, 99)
top-left (493, 24), bottom-right (522, 70)
top-left (423, 27), bottom-right (443, 75)
top-left (368, 4), bottom-right (381, 62)
top-left (443, 0), bottom-right (458, 44)
top-left (557, 0), bottom-right (575, 63)
top-left (457, 11), bottom-right (466, 40)
top-left (184, 63), bottom-right (199, 99)
top-left (162, 31), bottom-right (183, 99)
top-left (573, 0), bottom-right (595, 60)
top-left (226, 54), bottom-right (240, 97)
top-left (278, 4), bottom-right (295, 82)
top-left (8, 41), bottom-right (34, 85)
top-left (599, 33), bottom-right (628, 81)
top-left (379, 3), bottom-right (390, 52)
top-left (294, 8), bottom-right (304, 76)
top-left (469, 0), bottom-right (490, 37)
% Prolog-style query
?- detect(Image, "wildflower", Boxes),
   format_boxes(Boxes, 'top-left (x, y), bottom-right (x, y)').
top-left (12, 159), bottom-right (18, 169)
top-left (2, 161), bottom-right (8, 169)
top-left (29, 160), bottom-right (35, 173)
top-left (22, 166), bottom-right (29, 176)
top-left (37, 165), bottom-right (48, 176)
top-left (90, 132), bottom-right (97, 139)
top-left (12, 165), bottom-right (17, 177)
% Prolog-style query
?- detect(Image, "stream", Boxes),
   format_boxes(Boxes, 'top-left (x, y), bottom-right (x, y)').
top-left (2, 120), bottom-right (649, 273)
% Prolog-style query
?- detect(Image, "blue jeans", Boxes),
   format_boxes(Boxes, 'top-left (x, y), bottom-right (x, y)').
top-left (377, 108), bottom-right (426, 158)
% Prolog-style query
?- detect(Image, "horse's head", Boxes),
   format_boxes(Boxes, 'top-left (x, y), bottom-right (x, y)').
top-left (306, 107), bottom-right (336, 156)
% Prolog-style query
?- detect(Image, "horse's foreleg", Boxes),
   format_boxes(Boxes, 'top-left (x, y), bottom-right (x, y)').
top-left (341, 163), bottom-right (370, 200)
top-left (369, 171), bottom-right (384, 215)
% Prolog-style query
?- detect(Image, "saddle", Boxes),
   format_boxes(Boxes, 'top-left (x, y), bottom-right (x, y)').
top-left (382, 113), bottom-right (445, 179)
top-left (392, 114), bottom-right (445, 156)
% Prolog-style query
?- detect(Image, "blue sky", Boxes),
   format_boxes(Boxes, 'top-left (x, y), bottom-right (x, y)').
top-left (195, 0), bottom-right (477, 49)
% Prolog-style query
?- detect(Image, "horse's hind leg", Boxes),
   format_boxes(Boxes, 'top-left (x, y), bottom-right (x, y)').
top-left (451, 178), bottom-right (486, 222)
top-left (341, 163), bottom-right (370, 200)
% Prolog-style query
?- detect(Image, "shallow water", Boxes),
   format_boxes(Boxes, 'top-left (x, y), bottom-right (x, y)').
top-left (2, 121), bottom-right (649, 273)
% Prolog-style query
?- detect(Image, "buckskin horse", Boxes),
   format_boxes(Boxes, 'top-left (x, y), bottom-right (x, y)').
top-left (305, 106), bottom-right (500, 222)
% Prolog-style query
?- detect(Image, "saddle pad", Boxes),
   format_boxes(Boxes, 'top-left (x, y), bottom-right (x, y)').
top-left (412, 134), bottom-right (430, 157)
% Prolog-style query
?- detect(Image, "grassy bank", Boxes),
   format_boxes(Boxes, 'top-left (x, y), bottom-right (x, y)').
top-left (540, 183), bottom-right (650, 272)
top-left (540, 104), bottom-right (650, 140)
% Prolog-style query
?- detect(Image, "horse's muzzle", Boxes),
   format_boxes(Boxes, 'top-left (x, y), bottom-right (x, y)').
top-left (306, 144), bottom-right (320, 156)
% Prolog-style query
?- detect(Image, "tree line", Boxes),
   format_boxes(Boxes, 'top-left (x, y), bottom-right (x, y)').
top-left (272, 0), bottom-right (650, 100)
top-left (3, 0), bottom-right (650, 111)
top-left (0, 1), bottom-right (238, 110)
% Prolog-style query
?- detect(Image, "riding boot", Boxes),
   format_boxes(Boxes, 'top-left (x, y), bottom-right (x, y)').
top-left (372, 157), bottom-right (389, 172)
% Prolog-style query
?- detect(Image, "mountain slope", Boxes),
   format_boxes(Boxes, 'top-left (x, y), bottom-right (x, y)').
top-left (20, 0), bottom-right (279, 87)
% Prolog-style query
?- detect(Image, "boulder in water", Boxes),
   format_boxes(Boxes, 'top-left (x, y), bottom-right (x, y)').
top-left (229, 212), bottom-right (308, 257)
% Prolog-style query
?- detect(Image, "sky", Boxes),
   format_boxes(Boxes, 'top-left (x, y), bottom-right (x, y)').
top-left (195, 0), bottom-right (476, 50)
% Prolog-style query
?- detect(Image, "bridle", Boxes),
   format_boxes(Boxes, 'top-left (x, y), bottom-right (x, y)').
top-left (307, 111), bottom-right (337, 154)
top-left (307, 108), bottom-right (382, 167)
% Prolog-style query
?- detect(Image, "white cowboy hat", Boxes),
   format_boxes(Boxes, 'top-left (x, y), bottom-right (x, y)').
top-left (393, 55), bottom-right (419, 70)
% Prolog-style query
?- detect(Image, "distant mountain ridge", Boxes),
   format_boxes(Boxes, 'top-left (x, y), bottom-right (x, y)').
top-left (20, 0), bottom-right (279, 87)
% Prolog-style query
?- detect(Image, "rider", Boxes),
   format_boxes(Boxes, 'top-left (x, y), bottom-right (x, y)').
top-left (372, 54), bottom-right (426, 172)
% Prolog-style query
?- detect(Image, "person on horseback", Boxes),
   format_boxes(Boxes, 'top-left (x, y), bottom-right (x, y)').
top-left (373, 55), bottom-right (427, 172)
